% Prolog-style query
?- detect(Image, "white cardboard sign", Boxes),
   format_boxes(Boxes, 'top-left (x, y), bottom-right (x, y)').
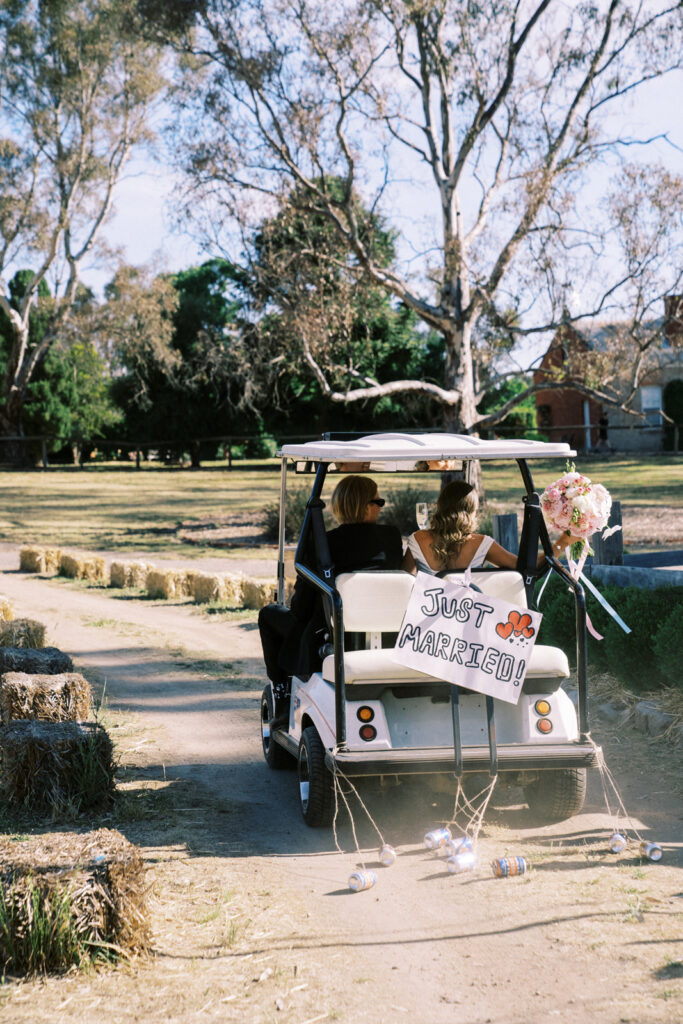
top-left (391, 572), bottom-right (542, 705)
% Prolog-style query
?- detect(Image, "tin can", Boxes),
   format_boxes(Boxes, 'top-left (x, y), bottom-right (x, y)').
top-left (445, 836), bottom-right (473, 857)
top-left (609, 832), bottom-right (627, 854)
top-left (424, 827), bottom-right (452, 850)
top-left (447, 851), bottom-right (476, 874)
top-left (378, 844), bottom-right (396, 867)
top-left (491, 856), bottom-right (527, 878)
top-left (639, 841), bottom-right (663, 862)
top-left (348, 870), bottom-right (376, 892)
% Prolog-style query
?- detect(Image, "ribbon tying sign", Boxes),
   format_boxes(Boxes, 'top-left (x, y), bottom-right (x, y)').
top-left (391, 572), bottom-right (543, 705)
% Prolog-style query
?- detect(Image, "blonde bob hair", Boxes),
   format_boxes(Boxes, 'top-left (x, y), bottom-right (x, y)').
top-left (430, 480), bottom-right (479, 569)
top-left (330, 475), bottom-right (378, 525)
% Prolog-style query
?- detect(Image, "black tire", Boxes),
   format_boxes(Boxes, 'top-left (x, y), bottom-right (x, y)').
top-left (298, 725), bottom-right (334, 827)
top-left (524, 768), bottom-right (587, 823)
top-left (261, 687), bottom-right (294, 770)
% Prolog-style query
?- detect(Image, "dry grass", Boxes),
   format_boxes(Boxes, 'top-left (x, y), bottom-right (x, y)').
top-left (0, 828), bottom-right (149, 973)
top-left (0, 596), bottom-right (14, 622)
top-left (0, 671), bottom-right (92, 724)
top-left (0, 619), bottom-right (46, 649)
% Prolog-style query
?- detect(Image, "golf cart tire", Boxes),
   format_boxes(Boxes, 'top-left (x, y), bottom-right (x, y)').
top-left (524, 767), bottom-right (587, 823)
top-left (261, 687), bottom-right (294, 770)
top-left (298, 725), bottom-right (334, 828)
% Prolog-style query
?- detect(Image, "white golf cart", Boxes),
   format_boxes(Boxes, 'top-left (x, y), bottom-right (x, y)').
top-left (260, 432), bottom-right (599, 827)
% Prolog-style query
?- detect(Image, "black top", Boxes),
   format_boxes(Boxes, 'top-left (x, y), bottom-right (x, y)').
top-left (284, 521), bottom-right (403, 674)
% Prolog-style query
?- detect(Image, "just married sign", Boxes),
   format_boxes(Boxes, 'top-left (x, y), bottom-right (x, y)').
top-left (391, 572), bottom-right (543, 705)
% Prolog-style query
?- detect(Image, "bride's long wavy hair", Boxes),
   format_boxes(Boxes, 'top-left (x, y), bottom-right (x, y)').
top-left (429, 480), bottom-right (479, 569)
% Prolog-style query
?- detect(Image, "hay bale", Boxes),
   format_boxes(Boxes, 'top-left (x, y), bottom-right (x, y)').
top-left (0, 619), bottom-right (46, 650)
top-left (192, 572), bottom-right (223, 604)
top-left (59, 552), bottom-right (85, 579)
top-left (19, 546), bottom-right (45, 573)
top-left (1, 672), bottom-right (92, 724)
top-left (177, 569), bottom-right (198, 599)
top-left (82, 556), bottom-right (108, 585)
top-left (243, 578), bottom-right (278, 610)
top-left (0, 647), bottom-right (73, 675)
top-left (0, 828), bottom-right (150, 972)
top-left (146, 568), bottom-right (178, 599)
top-left (109, 560), bottom-right (128, 588)
top-left (223, 573), bottom-right (245, 606)
top-left (0, 720), bottom-right (115, 813)
top-left (43, 547), bottom-right (62, 574)
top-left (111, 560), bottom-right (152, 589)
top-left (0, 596), bottom-right (14, 622)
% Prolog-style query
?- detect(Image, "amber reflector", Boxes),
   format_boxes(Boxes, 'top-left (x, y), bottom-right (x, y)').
top-left (536, 718), bottom-right (553, 734)
top-left (359, 725), bottom-right (377, 741)
top-left (357, 706), bottom-right (374, 723)
top-left (534, 699), bottom-right (551, 716)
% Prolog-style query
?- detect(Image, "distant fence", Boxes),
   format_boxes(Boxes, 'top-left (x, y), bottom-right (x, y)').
top-left (0, 421), bottom-right (680, 469)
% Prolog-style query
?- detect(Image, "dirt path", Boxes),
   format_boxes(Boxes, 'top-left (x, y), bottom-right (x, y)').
top-left (0, 547), bottom-right (681, 1024)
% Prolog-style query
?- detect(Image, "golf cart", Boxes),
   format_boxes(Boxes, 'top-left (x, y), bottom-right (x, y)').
top-left (260, 432), bottom-right (599, 827)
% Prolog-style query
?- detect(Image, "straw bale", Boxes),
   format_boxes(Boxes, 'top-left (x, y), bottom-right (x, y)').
top-left (1, 672), bottom-right (92, 724)
top-left (0, 647), bottom-right (73, 675)
top-left (192, 572), bottom-right (223, 603)
top-left (0, 596), bottom-right (14, 622)
top-left (223, 572), bottom-right (245, 606)
top-left (0, 828), bottom-right (150, 972)
top-left (82, 556), bottom-right (108, 585)
top-left (59, 552), bottom-right (85, 579)
top-left (0, 720), bottom-right (115, 813)
top-left (128, 561), bottom-right (151, 587)
top-left (19, 546), bottom-right (45, 573)
top-left (177, 569), bottom-right (198, 598)
top-left (43, 547), bottom-right (62, 574)
top-left (0, 618), bottom-right (46, 650)
top-left (243, 578), bottom-right (278, 609)
top-left (146, 568), bottom-right (178, 599)
top-left (109, 560), bottom-right (128, 588)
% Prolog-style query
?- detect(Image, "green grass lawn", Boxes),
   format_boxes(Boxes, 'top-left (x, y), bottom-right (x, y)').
top-left (0, 454), bottom-right (680, 553)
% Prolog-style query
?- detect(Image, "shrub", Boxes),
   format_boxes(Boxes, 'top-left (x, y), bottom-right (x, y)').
top-left (652, 608), bottom-right (682, 689)
top-left (263, 487), bottom-right (314, 542)
top-left (383, 485), bottom-right (435, 535)
top-left (601, 586), bottom-right (683, 692)
top-left (243, 433), bottom-right (277, 458)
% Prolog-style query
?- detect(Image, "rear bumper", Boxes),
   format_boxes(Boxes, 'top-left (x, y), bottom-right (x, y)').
top-left (324, 741), bottom-right (600, 777)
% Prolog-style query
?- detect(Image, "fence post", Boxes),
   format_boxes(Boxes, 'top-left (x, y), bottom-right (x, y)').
top-left (41, 439), bottom-right (48, 469)
top-left (227, 442), bottom-right (232, 470)
top-left (492, 513), bottom-right (518, 554)
top-left (591, 500), bottom-right (623, 565)
top-left (135, 447), bottom-right (141, 470)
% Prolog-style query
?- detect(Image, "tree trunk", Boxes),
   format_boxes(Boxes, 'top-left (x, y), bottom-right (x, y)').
top-left (440, 324), bottom-right (485, 499)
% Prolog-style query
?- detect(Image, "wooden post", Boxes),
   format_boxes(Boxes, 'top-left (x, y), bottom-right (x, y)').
top-left (227, 442), bottom-right (232, 470)
top-left (135, 447), bottom-right (141, 470)
top-left (592, 500), bottom-right (623, 565)
top-left (492, 513), bottom-right (518, 555)
top-left (41, 439), bottom-right (48, 469)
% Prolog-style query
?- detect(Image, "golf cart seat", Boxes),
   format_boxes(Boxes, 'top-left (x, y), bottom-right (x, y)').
top-left (322, 570), bottom-right (570, 694)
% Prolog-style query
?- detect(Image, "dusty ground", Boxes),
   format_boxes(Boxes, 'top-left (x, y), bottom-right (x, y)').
top-left (0, 544), bottom-right (680, 1024)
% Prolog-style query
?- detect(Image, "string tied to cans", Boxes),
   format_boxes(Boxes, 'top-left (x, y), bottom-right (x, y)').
top-left (591, 739), bottom-right (664, 862)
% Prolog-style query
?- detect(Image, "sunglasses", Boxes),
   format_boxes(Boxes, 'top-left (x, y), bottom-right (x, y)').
top-left (368, 497), bottom-right (386, 507)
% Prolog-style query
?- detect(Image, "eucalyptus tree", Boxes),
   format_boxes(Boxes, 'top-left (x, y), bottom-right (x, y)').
top-left (0, 0), bottom-right (164, 451)
top-left (165, 0), bottom-right (682, 446)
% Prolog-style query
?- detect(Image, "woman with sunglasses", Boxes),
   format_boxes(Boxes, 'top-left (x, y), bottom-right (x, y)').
top-left (259, 475), bottom-right (402, 726)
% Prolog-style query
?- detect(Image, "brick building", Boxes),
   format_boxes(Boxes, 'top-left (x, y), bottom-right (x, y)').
top-left (533, 296), bottom-right (683, 452)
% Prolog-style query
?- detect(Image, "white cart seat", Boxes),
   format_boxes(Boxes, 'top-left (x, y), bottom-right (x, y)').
top-left (322, 643), bottom-right (569, 686)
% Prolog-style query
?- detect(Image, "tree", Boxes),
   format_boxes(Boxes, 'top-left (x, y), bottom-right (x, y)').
top-left (161, 0), bottom-right (682, 462)
top-left (0, 270), bottom-right (120, 463)
top-left (0, 0), bottom-right (164, 456)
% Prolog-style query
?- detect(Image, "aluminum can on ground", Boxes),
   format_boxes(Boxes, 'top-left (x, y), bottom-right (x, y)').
top-left (348, 870), bottom-right (376, 892)
top-left (609, 832), bottom-right (627, 854)
top-left (446, 836), bottom-right (473, 857)
top-left (447, 851), bottom-right (476, 874)
top-left (491, 856), bottom-right (527, 878)
top-left (639, 841), bottom-right (663, 862)
top-left (378, 844), bottom-right (396, 866)
top-left (424, 827), bottom-right (452, 850)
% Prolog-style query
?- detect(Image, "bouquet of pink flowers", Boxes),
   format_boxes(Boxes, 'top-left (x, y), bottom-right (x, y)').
top-left (541, 468), bottom-right (612, 566)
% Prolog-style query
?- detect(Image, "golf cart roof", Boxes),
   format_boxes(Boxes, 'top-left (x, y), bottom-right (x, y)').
top-left (279, 432), bottom-right (576, 463)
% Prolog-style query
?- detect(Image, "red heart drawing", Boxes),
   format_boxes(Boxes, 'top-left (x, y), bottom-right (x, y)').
top-left (522, 625), bottom-right (535, 638)
top-left (508, 610), bottom-right (522, 630)
top-left (496, 622), bottom-right (513, 640)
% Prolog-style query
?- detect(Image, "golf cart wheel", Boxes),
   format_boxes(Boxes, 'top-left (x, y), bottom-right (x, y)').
top-left (298, 725), bottom-right (334, 828)
top-left (260, 687), bottom-right (293, 770)
top-left (524, 768), bottom-right (587, 823)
